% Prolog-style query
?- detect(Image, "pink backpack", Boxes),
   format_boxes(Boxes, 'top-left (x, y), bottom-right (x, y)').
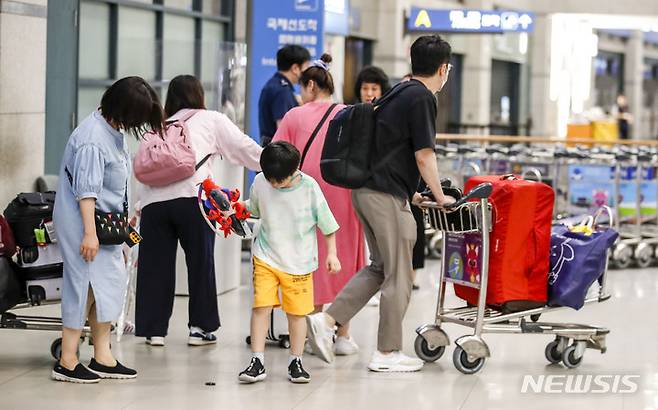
top-left (134, 110), bottom-right (211, 187)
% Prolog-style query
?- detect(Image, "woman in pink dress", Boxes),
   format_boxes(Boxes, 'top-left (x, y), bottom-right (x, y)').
top-left (272, 53), bottom-right (365, 356)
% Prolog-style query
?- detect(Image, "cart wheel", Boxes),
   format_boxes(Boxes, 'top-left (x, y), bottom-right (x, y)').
top-left (562, 345), bottom-right (583, 368)
top-left (635, 247), bottom-right (653, 269)
top-left (530, 314), bottom-right (541, 323)
top-left (613, 255), bottom-right (633, 270)
top-left (50, 338), bottom-right (62, 361)
top-left (452, 346), bottom-right (485, 374)
top-left (278, 335), bottom-right (291, 349)
top-left (427, 234), bottom-right (442, 259)
top-left (613, 245), bottom-right (633, 270)
top-left (544, 340), bottom-right (562, 364)
top-left (245, 336), bottom-right (251, 345)
top-left (636, 255), bottom-right (653, 269)
top-left (50, 338), bottom-right (80, 361)
top-left (414, 334), bottom-right (446, 362)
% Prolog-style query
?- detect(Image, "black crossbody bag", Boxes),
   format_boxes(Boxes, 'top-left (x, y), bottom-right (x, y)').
top-left (65, 167), bottom-right (141, 247)
top-left (299, 103), bottom-right (338, 169)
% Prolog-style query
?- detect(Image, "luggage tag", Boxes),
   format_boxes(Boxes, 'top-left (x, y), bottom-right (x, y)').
top-left (44, 221), bottom-right (57, 243)
top-left (34, 228), bottom-right (47, 245)
top-left (125, 225), bottom-right (143, 248)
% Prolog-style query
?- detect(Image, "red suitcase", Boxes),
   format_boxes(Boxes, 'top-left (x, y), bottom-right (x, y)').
top-left (454, 175), bottom-right (554, 312)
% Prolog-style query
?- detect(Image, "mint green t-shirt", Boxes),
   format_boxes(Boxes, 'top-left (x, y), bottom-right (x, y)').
top-left (247, 172), bottom-right (339, 275)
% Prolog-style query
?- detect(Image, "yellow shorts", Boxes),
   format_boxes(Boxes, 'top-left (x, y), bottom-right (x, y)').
top-left (252, 256), bottom-right (314, 316)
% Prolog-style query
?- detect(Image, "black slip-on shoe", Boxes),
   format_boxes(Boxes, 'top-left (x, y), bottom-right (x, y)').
top-left (88, 358), bottom-right (137, 379)
top-left (52, 362), bottom-right (100, 384)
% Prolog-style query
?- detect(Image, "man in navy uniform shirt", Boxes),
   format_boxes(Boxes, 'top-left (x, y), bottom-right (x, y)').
top-left (258, 45), bottom-right (311, 147)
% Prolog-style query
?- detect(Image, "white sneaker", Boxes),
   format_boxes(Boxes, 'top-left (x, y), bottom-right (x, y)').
top-left (368, 351), bottom-right (424, 372)
top-left (306, 313), bottom-right (335, 363)
top-left (334, 336), bottom-right (359, 356)
top-left (367, 293), bottom-right (381, 307)
top-left (146, 337), bottom-right (165, 347)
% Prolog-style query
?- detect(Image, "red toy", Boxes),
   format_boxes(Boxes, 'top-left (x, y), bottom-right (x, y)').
top-left (198, 178), bottom-right (251, 238)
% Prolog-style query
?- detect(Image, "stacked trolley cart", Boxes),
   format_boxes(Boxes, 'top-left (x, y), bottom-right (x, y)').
top-left (413, 183), bottom-right (613, 374)
top-left (435, 135), bottom-right (658, 269)
top-left (561, 146), bottom-right (658, 268)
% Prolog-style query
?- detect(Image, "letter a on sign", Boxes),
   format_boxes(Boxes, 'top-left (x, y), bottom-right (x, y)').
top-left (415, 9), bottom-right (432, 28)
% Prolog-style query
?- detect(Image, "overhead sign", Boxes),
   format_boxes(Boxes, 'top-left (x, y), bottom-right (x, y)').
top-left (247, 0), bottom-right (325, 144)
top-left (408, 7), bottom-right (534, 33)
top-left (325, 0), bottom-right (349, 36)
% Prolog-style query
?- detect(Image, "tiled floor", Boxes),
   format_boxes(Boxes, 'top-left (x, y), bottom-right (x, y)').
top-left (0, 259), bottom-right (655, 410)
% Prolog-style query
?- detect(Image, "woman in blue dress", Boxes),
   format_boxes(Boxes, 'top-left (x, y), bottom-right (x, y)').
top-left (52, 77), bottom-right (164, 383)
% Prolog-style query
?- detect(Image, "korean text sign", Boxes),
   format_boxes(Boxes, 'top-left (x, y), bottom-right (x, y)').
top-left (247, 0), bottom-right (325, 142)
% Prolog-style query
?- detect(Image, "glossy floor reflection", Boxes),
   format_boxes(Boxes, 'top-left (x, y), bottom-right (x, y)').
top-left (0, 259), bottom-right (655, 410)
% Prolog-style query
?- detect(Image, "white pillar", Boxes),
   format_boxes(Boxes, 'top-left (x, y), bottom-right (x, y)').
top-left (460, 0), bottom-right (492, 131)
top-left (371, 0), bottom-right (409, 77)
top-left (529, 15), bottom-right (558, 136)
top-left (625, 30), bottom-right (644, 139)
top-left (0, 3), bottom-right (47, 206)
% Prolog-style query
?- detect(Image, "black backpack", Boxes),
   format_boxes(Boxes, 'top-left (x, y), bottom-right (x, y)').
top-left (320, 82), bottom-right (414, 189)
top-left (3, 192), bottom-right (56, 247)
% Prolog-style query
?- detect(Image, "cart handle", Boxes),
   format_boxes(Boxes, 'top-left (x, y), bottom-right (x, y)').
top-left (445, 183), bottom-right (493, 209)
top-left (593, 206), bottom-right (614, 229)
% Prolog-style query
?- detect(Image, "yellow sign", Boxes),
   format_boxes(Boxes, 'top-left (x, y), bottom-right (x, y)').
top-left (414, 9), bottom-right (432, 28)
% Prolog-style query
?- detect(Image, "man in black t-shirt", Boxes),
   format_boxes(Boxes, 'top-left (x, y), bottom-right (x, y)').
top-left (307, 35), bottom-right (454, 372)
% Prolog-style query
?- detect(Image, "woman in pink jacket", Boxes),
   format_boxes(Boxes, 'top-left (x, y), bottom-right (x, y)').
top-left (135, 75), bottom-right (262, 346)
top-left (272, 54), bottom-right (366, 356)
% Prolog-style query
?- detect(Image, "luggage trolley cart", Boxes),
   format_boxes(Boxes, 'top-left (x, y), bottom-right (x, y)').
top-left (1, 301), bottom-right (92, 360)
top-left (552, 147), bottom-right (590, 221)
top-left (510, 146), bottom-right (556, 187)
top-left (413, 184), bottom-right (612, 374)
top-left (456, 145), bottom-right (485, 187)
top-left (633, 148), bottom-right (658, 267)
top-left (611, 148), bottom-right (644, 269)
